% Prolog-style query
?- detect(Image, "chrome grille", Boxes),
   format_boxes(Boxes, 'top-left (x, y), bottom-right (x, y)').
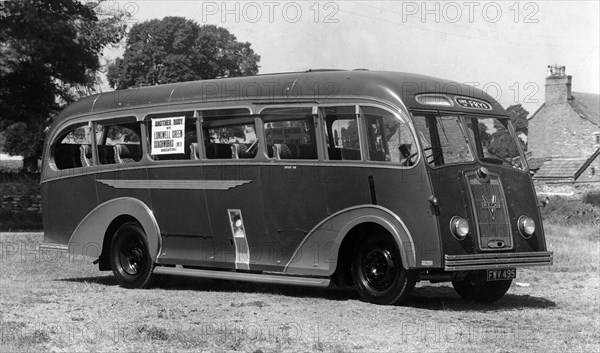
top-left (466, 172), bottom-right (513, 250)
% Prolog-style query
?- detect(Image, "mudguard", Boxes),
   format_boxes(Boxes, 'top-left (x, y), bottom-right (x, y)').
top-left (67, 197), bottom-right (161, 261)
top-left (284, 205), bottom-right (416, 276)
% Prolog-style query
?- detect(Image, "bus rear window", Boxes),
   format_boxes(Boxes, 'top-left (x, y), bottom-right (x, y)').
top-left (53, 124), bottom-right (92, 170)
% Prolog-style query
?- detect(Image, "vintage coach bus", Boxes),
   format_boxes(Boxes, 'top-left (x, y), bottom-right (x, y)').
top-left (40, 70), bottom-right (553, 305)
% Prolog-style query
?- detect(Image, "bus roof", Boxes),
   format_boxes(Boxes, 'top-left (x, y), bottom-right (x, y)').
top-left (56, 70), bottom-right (507, 123)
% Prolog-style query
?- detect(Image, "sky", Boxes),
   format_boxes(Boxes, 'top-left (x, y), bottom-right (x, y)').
top-left (98, 1), bottom-right (600, 115)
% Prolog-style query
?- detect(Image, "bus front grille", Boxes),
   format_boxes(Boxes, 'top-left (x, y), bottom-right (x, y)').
top-left (444, 251), bottom-right (553, 271)
top-left (466, 172), bottom-right (513, 251)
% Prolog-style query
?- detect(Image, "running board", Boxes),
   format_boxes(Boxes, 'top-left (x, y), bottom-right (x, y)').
top-left (153, 266), bottom-right (331, 287)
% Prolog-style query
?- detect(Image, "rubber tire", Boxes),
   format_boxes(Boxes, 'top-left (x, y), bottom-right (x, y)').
top-left (109, 222), bottom-right (158, 289)
top-left (351, 233), bottom-right (416, 305)
top-left (452, 272), bottom-right (512, 303)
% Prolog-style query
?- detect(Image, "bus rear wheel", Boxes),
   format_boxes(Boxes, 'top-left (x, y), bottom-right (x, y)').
top-left (452, 272), bottom-right (512, 303)
top-left (110, 222), bottom-right (158, 289)
top-left (351, 233), bottom-right (416, 305)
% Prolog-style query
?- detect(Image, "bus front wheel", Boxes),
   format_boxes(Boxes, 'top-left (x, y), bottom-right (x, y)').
top-left (109, 221), bottom-right (158, 289)
top-left (452, 272), bottom-right (512, 303)
top-left (351, 233), bottom-right (416, 305)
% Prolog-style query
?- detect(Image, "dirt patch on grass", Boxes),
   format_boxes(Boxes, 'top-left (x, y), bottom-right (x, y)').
top-left (1, 229), bottom-right (598, 352)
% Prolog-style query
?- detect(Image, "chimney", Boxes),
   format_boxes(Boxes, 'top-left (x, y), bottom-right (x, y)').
top-left (545, 65), bottom-right (572, 104)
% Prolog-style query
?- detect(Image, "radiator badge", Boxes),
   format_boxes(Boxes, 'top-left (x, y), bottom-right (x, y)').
top-left (481, 195), bottom-right (501, 219)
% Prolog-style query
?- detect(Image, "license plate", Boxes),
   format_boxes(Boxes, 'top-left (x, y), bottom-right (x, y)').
top-left (487, 268), bottom-right (516, 281)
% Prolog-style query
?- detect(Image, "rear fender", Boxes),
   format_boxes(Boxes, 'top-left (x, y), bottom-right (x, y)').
top-left (67, 197), bottom-right (160, 261)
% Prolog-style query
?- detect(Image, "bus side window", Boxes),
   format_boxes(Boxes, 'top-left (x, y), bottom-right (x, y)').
top-left (321, 106), bottom-right (361, 161)
top-left (52, 124), bottom-right (92, 170)
top-left (362, 106), bottom-right (417, 165)
top-left (204, 124), bottom-right (257, 159)
top-left (263, 119), bottom-right (317, 160)
top-left (147, 113), bottom-right (197, 161)
top-left (260, 107), bottom-right (316, 160)
top-left (97, 121), bottom-right (142, 165)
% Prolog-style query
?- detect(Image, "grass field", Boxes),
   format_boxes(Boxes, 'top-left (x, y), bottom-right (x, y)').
top-left (0, 222), bottom-right (598, 353)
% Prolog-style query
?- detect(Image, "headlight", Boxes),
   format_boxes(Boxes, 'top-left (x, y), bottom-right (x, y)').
top-left (517, 216), bottom-right (535, 238)
top-left (450, 216), bottom-right (469, 240)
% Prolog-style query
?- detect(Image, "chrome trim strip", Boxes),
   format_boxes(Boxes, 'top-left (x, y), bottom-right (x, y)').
top-left (153, 266), bottom-right (330, 287)
top-left (96, 179), bottom-right (252, 190)
top-left (444, 251), bottom-right (553, 271)
top-left (39, 243), bottom-right (69, 252)
top-left (445, 251), bottom-right (553, 260)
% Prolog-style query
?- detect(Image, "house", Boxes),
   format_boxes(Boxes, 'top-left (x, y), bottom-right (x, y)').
top-left (528, 65), bottom-right (600, 187)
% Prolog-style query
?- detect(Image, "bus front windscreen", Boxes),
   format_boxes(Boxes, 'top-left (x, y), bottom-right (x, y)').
top-left (464, 116), bottom-right (527, 170)
top-left (413, 113), bottom-right (527, 170)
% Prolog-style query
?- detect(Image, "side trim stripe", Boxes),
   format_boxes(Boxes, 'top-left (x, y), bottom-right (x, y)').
top-left (96, 179), bottom-right (252, 190)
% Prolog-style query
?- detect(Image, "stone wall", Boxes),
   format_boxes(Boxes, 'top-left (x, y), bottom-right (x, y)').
top-left (528, 101), bottom-right (599, 159)
top-left (0, 193), bottom-right (42, 213)
top-left (0, 174), bottom-right (41, 215)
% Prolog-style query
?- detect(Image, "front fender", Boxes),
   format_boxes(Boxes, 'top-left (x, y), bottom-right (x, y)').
top-left (67, 197), bottom-right (161, 261)
top-left (283, 205), bottom-right (416, 276)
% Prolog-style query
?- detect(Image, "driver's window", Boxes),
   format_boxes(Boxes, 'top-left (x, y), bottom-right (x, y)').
top-left (362, 106), bottom-right (416, 165)
top-left (412, 114), bottom-right (474, 167)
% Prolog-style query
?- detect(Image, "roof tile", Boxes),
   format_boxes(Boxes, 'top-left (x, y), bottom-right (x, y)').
top-left (569, 92), bottom-right (600, 126)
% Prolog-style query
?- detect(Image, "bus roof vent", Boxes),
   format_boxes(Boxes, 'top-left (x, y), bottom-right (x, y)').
top-left (415, 93), bottom-right (454, 107)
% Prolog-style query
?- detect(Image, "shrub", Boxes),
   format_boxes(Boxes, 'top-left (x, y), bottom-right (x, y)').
top-left (541, 196), bottom-right (600, 225)
top-left (583, 191), bottom-right (600, 207)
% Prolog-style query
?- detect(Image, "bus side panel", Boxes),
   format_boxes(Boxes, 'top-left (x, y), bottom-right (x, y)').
top-left (146, 165), bottom-right (218, 268)
top-left (201, 164), bottom-right (264, 269)
top-left (324, 165), bottom-right (441, 268)
top-left (385, 167), bottom-right (441, 267)
top-left (253, 164), bottom-right (329, 272)
top-left (95, 168), bottom-right (150, 212)
top-left (41, 173), bottom-right (98, 246)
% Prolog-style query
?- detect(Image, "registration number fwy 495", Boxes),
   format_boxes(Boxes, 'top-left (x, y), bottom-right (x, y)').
top-left (487, 268), bottom-right (516, 281)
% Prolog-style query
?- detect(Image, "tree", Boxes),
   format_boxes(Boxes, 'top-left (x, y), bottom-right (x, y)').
top-left (0, 0), bottom-right (129, 172)
top-left (107, 17), bottom-right (260, 89)
top-left (488, 131), bottom-right (520, 159)
top-left (505, 104), bottom-right (529, 135)
top-left (478, 122), bottom-right (492, 147)
top-left (492, 104), bottom-right (529, 152)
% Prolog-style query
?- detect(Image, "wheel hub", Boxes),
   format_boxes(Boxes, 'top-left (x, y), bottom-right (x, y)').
top-left (119, 239), bottom-right (144, 276)
top-left (363, 247), bottom-right (396, 290)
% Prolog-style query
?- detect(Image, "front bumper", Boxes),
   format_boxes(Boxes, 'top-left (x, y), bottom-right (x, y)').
top-left (444, 251), bottom-right (553, 271)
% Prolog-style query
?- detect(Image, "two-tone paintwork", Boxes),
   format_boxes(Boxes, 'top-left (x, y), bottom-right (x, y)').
top-left (40, 70), bottom-right (551, 284)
